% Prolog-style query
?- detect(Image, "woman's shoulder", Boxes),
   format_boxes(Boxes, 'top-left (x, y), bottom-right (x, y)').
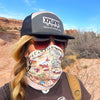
top-left (0, 83), bottom-right (11, 100)
top-left (62, 72), bottom-right (91, 100)
top-left (78, 79), bottom-right (91, 100)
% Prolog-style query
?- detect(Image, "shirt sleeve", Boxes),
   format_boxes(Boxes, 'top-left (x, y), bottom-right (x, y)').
top-left (0, 83), bottom-right (11, 100)
top-left (79, 80), bottom-right (91, 100)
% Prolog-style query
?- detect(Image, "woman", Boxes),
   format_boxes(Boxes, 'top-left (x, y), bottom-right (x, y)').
top-left (0, 11), bottom-right (91, 100)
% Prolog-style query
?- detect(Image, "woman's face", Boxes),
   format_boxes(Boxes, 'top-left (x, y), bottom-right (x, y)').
top-left (25, 36), bottom-right (68, 57)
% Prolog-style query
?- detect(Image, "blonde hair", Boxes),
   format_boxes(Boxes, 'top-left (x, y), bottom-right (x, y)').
top-left (10, 35), bottom-right (34, 100)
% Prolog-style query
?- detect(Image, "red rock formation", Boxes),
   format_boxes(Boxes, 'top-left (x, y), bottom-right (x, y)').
top-left (97, 33), bottom-right (100, 37)
top-left (64, 29), bottom-right (77, 35)
top-left (0, 17), bottom-right (23, 30)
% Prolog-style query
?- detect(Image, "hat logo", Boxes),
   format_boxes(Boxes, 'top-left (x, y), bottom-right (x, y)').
top-left (43, 16), bottom-right (61, 31)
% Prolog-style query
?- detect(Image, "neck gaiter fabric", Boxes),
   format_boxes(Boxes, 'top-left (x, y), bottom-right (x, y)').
top-left (26, 45), bottom-right (64, 91)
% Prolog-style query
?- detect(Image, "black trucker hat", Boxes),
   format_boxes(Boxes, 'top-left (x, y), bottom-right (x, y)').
top-left (21, 11), bottom-right (74, 39)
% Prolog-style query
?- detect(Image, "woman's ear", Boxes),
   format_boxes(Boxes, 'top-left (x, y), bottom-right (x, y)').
top-left (25, 52), bottom-right (29, 57)
top-left (25, 41), bottom-right (36, 58)
top-left (25, 49), bottom-right (30, 58)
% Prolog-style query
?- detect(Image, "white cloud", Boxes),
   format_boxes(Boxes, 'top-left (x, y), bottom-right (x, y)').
top-left (0, 13), bottom-right (14, 18)
top-left (25, 0), bottom-right (31, 6)
top-left (24, 0), bottom-right (45, 12)
top-left (25, 0), bottom-right (36, 6)
top-left (87, 16), bottom-right (100, 33)
top-left (0, 13), bottom-right (24, 19)
top-left (79, 26), bottom-right (99, 33)
top-left (89, 16), bottom-right (100, 24)
top-left (63, 23), bottom-right (77, 30)
top-left (0, 3), bottom-right (8, 12)
top-left (31, 0), bottom-right (36, 4)
top-left (33, 8), bottom-right (45, 12)
top-left (38, 9), bottom-right (45, 12)
top-left (63, 23), bottom-right (99, 33)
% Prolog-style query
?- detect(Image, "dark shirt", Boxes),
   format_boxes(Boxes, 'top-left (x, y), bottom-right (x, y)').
top-left (0, 72), bottom-right (91, 100)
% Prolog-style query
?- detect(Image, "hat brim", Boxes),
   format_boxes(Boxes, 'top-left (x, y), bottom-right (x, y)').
top-left (27, 32), bottom-right (75, 39)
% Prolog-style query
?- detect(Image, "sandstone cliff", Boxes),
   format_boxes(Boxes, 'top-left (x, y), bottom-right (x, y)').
top-left (0, 16), bottom-right (22, 28)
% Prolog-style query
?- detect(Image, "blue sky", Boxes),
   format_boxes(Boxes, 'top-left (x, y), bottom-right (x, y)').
top-left (0, 0), bottom-right (100, 33)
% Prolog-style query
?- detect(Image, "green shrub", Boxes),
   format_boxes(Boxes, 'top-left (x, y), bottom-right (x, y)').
top-left (66, 32), bottom-right (100, 58)
top-left (0, 27), bottom-right (7, 32)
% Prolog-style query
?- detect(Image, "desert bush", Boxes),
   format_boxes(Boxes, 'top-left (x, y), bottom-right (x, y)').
top-left (62, 50), bottom-right (79, 68)
top-left (67, 31), bottom-right (100, 58)
top-left (14, 27), bottom-right (20, 31)
top-left (0, 27), bottom-right (12, 32)
top-left (0, 27), bottom-right (7, 32)
top-left (6, 27), bottom-right (12, 30)
top-left (14, 27), bottom-right (18, 30)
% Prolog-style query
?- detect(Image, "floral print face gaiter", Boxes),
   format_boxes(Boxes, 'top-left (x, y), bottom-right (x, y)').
top-left (26, 45), bottom-right (64, 89)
